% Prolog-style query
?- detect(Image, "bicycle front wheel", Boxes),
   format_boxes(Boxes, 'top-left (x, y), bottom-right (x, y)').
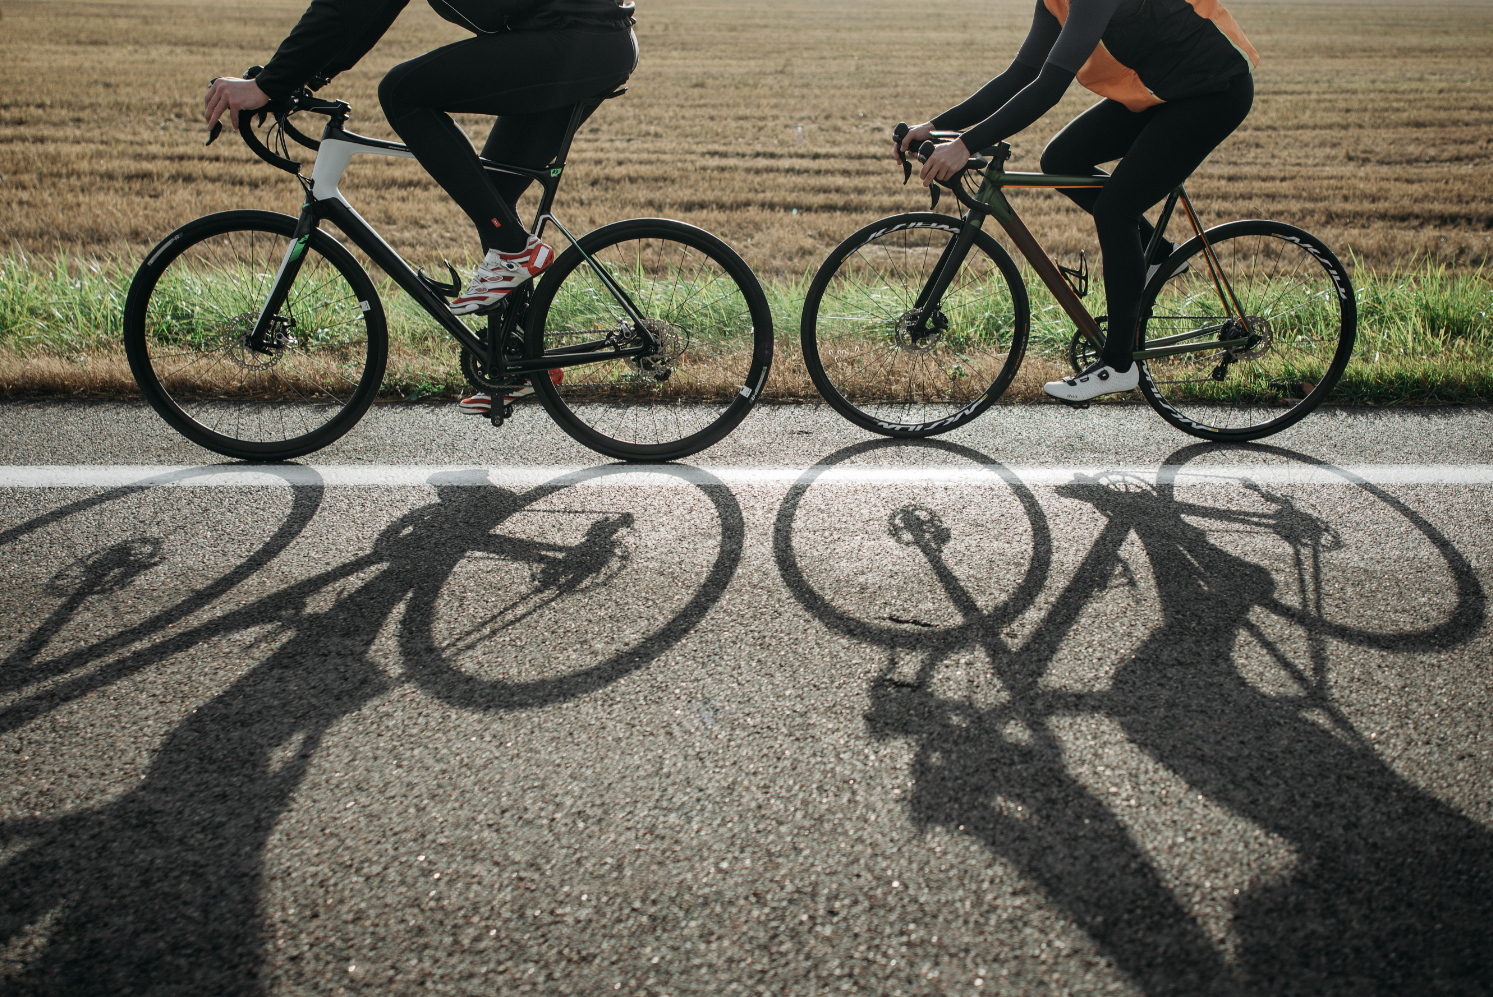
top-left (525, 218), bottom-right (774, 462)
top-left (1136, 219), bottom-right (1356, 442)
top-left (800, 212), bottom-right (1029, 437)
top-left (123, 210), bottom-right (387, 460)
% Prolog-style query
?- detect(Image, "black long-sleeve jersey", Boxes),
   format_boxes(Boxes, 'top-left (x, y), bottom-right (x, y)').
top-left (254, 0), bottom-right (636, 100)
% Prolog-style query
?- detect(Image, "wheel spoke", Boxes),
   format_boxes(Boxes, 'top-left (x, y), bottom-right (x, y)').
top-left (803, 217), bottom-right (1027, 434)
top-left (1140, 225), bottom-right (1354, 440)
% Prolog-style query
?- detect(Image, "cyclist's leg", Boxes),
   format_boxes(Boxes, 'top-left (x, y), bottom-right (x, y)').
top-left (480, 103), bottom-right (601, 210)
top-left (1091, 74), bottom-right (1253, 370)
top-left (377, 27), bottom-right (637, 253)
top-left (1039, 100), bottom-right (1164, 253)
top-left (1040, 100), bottom-right (1143, 214)
top-left (478, 27), bottom-right (638, 215)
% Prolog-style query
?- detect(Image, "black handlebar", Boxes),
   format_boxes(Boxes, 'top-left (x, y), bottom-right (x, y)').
top-left (207, 65), bottom-right (347, 175)
top-left (889, 120), bottom-right (1010, 215)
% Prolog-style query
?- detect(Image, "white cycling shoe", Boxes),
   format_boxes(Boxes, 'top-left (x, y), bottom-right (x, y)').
top-left (1043, 360), bottom-right (1139, 402)
top-left (1146, 256), bottom-right (1191, 286)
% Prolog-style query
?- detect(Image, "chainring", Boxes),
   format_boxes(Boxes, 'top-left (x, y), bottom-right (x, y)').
top-left (460, 346), bottom-right (530, 393)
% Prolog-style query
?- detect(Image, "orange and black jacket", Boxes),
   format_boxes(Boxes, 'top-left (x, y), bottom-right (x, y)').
top-left (932, 0), bottom-right (1258, 151)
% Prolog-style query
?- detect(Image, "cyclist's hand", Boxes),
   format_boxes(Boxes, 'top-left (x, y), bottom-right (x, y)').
top-left (895, 121), bottom-right (936, 164)
top-left (206, 77), bottom-right (269, 132)
top-left (919, 137), bottom-right (970, 187)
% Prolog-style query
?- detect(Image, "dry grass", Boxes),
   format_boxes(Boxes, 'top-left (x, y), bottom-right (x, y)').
top-left (2, 0), bottom-right (1489, 407)
top-left (2, 0), bottom-right (1489, 277)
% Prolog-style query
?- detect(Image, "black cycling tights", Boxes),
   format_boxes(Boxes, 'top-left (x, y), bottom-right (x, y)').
top-left (1040, 73), bottom-right (1254, 370)
top-left (379, 27), bottom-right (638, 253)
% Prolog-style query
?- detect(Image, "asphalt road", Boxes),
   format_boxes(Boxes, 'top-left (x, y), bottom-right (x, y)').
top-left (2, 400), bottom-right (1491, 996)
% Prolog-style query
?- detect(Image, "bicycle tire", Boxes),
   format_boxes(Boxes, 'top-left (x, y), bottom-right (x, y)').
top-left (800, 212), bottom-right (1029, 437)
top-left (525, 218), bottom-right (774, 462)
top-left (123, 209), bottom-right (388, 460)
top-left (1136, 219), bottom-right (1356, 442)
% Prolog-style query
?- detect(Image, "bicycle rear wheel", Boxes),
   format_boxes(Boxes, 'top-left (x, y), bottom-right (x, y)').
top-left (525, 218), bottom-right (773, 461)
top-left (800, 212), bottom-right (1029, 437)
top-left (1136, 219), bottom-right (1356, 442)
top-left (123, 210), bottom-right (387, 460)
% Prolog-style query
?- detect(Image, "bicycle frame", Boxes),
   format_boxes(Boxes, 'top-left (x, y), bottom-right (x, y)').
top-left (929, 163), bottom-right (1257, 361)
top-left (250, 101), bottom-right (654, 378)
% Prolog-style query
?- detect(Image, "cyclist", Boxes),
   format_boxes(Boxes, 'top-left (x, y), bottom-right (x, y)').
top-left (204, 0), bottom-right (637, 319)
top-left (898, 0), bottom-right (1257, 403)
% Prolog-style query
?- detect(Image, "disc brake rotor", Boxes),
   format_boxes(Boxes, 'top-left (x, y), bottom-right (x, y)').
top-left (628, 317), bottom-right (687, 381)
top-left (894, 308), bottom-right (947, 353)
top-left (223, 312), bottom-right (294, 371)
top-left (1226, 314), bottom-right (1273, 360)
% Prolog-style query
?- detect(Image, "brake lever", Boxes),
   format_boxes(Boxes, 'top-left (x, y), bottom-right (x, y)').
top-left (206, 120), bottom-right (222, 146)
top-left (917, 139), bottom-right (943, 208)
top-left (892, 121), bottom-right (913, 184)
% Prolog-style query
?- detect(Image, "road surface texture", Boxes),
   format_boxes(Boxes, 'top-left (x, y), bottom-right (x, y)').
top-left (2, 400), bottom-right (1491, 996)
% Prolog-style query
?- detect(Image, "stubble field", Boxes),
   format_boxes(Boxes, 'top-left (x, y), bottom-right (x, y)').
top-left (1, 0), bottom-right (1490, 402)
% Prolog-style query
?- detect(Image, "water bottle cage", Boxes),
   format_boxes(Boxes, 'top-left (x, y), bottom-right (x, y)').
top-left (1058, 250), bottom-right (1090, 298)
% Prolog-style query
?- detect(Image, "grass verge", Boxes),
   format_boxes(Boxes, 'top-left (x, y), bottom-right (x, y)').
top-left (1, 249), bottom-right (1488, 406)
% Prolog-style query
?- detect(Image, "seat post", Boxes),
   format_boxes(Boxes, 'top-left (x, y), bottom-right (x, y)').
top-left (549, 100), bottom-right (597, 171)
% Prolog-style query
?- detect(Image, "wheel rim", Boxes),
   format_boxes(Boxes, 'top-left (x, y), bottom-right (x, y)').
top-left (138, 225), bottom-right (377, 448)
top-left (1140, 230), bottom-right (1351, 437)
top-left (808, 221), bottom-right (1025, 432)
top-left (534, 234), bottom-right (762, 450)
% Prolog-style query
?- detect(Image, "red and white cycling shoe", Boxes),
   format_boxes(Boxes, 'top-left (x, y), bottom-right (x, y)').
top-left (459, 369), bottom-right (564, 416)
top-left (449, 236), bottom-right (556, 315)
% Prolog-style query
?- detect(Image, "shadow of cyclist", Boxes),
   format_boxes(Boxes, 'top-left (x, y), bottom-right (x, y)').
top-left (781, 439), bottom-right (1491, 996)
top-left (1083, 459), bottom-right (1492, 992)
top-left (0, 465), bottom-right (741, 994)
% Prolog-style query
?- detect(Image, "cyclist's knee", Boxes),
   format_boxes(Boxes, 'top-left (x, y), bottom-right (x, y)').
top-left (1038, 142), bottom-right (1070, 176)
top-left (377, 62), bottom-right (416, 114)
top-left (1040, 127), bottom-right (1094, 175)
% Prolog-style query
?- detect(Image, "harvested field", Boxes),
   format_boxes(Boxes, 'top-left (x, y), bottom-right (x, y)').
top-left (2, 0), bottom-right (1490, 273)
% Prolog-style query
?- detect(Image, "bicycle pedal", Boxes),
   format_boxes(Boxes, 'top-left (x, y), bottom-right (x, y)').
top-left (1062, 400), bottom-right (1091, 410)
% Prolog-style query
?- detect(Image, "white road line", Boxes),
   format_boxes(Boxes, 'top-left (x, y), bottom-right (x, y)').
top-left (1, 464), bottom-right (1492, 489)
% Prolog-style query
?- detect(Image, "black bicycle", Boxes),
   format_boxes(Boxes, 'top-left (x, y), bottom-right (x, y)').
top-left (799, 125), bottom-right (1356, 442)
top-left (123, 71), bottom-right (774, 462)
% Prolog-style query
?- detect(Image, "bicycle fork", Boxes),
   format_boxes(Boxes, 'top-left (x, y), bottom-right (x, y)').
top-left (247, 204), bottom-right (319, 355)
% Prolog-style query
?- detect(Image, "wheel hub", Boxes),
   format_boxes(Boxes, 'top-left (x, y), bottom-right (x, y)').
top-left (894, 308), bottom-right (948, 352)
top-left (1224, 313), bottom-right (1273, 360)
top-left (627, 317), bottom-right (687, 383)
top-left (223, 312), bottom-right (296, 371)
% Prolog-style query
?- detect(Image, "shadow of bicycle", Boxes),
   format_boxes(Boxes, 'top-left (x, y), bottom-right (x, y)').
top-left (0, 463), bottom-right (743, 994)
top-left (774, 439), bottom-right (1491, 995)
